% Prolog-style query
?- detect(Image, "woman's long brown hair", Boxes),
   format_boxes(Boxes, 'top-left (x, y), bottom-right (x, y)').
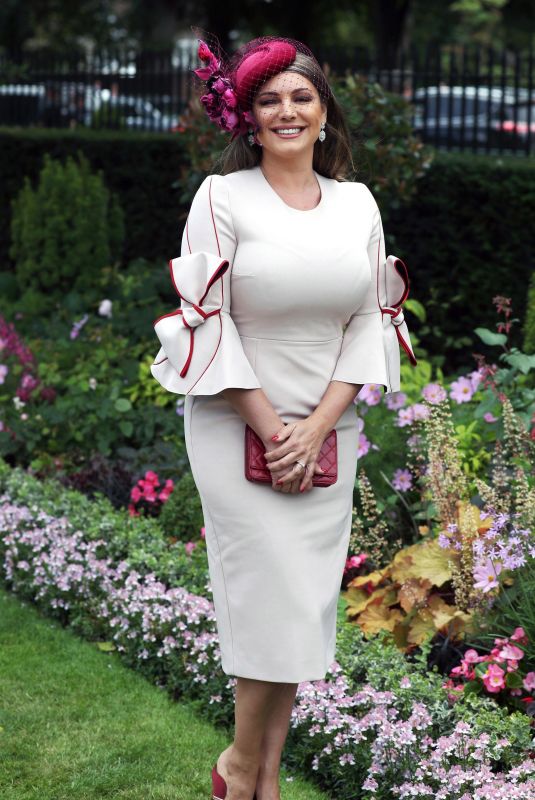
top-left (213, 53), bottom-right (355, 182)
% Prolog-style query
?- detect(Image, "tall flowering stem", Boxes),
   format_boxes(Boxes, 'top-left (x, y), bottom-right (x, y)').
top-left (475, 399), bottom-right (535, 531)
top-left (421, 398), bottom-right (478, 612)
top-left (350, 469), bottom-right (401, 568)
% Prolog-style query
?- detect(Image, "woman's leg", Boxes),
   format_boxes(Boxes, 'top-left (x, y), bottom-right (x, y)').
top-left (255, 682), bottom-right (299, 800)
top-left (216, 679), bottom-right (299, 800)
top-left (217, 677), bottom-right (288, 800)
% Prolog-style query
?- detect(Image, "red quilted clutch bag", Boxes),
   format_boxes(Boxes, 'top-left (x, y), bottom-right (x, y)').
top-left (245, 424), bottom-right (338, 487)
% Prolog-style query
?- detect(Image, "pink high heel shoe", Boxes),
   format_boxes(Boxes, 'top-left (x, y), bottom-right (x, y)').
top-left (211, 762), bottom-right (257, 799)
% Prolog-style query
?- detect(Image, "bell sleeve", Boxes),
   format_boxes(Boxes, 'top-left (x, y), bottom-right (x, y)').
top-left (150, 173), bottom-right (262, 396)
top-left (330, 187), bottom-right (417, 394)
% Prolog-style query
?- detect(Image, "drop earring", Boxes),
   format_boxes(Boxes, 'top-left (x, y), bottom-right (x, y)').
top-left (318, 121), bottom-right (326, 142)
top-left (247, 129), bottom-right (255, 146)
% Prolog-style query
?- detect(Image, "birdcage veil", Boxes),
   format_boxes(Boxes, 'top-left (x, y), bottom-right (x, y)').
top-left (190, 25), bottom-right (333, 143)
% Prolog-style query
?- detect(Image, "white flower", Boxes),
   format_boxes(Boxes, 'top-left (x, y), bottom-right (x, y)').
top-left (98, 299), bottom-right (113, 318)
top-left (89, 377), bottom-right (97, 390)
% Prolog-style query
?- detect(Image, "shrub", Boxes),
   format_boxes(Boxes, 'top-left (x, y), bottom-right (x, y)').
top-left (9, 150), bottom-right (125, 297)
top-left (524, 271), bottom-right (535, 355)
top-left (158, 470), bottom-right (204, 544)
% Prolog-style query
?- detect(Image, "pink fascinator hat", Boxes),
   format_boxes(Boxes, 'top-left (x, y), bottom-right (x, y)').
top-left (189, 26), bottom-right (332, 141)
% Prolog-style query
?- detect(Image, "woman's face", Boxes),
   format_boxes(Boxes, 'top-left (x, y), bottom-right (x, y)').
top-left (251, 71), bottom-right (327, 156)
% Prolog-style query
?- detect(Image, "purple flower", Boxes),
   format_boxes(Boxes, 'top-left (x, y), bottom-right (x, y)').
top-left (438, 533), bottom-right (451, 549)
top-left (0, 364), bottom-right (8, 384)
top-left (449, 376), bottom-right (474, 403)
top-left (70, 313), bottom-right (89, 340)
top-left (385, 391), bottom-right (407, 410)
top-left (421, 382), bottom-right (447, 404)
top-left (392, 468), bottom-right (412, 492)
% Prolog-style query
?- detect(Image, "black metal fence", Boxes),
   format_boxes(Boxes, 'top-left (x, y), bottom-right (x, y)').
top-left (1, 42), bottom-right (534, 155)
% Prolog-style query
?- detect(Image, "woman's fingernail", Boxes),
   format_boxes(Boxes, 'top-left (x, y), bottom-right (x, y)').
top-left (299, 486), bottom-right (305, 492)
top-left (276, 480), bottom-right (283, 485)
top-left (271, 435), bottom-right (279, 441)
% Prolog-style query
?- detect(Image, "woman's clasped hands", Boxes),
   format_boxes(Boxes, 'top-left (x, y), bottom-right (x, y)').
top-left (263, 419), bottom-right (327, 494)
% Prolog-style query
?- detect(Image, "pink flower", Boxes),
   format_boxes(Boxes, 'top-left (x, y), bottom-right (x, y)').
top-left (523, 671), bottom-right (535, 691)
top-left (200, 526), bottom-right (206, 539)
top-left (396, 407), bottom-right (414, 427)
top-left (483, 411), bottom-right (498, 423)
top-left (346, 554), bottom-right (367, 569)
top-left (384, 391), bottom-right (407, 410)
top-left (482, 663), bottom-right (506, 693)
top-left (497, 643), bottom-right (524, 661)
top-left (511, 626), bottom-right (528, 644)
top-left (357, 433), bottom-right (371, 458)
top-left (463, 649), bottom-right (483, 664)
top-left (358, 384), bottom-right (382, 406)
top-left (219, 107), bottom-right (240, 131)
top-left (222, 88), bottom-right (238, 108)
top-left (449, 376), bottom-right (474, 403)
top-left (198, 41), bottom-right (213, 62)
top-left (184, 541), bottom-right (197, 555)
top-left (392, 468), bottom-right (412, 492)
top-left (468, 368), bottom-right (484, 391)
top-left (473, 557), bottom-right (502, 592)
top-left (410, 403), bottom-right (430, 421)
top-left (421, 382), bottom-right (447, 404)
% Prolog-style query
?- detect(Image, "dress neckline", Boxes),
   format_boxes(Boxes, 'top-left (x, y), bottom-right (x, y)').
top-left (255, 165), bottom-right (325, 213)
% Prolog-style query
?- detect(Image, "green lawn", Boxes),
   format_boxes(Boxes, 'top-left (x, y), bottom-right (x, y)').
top-left (0, 588), bottom-right (328, 800)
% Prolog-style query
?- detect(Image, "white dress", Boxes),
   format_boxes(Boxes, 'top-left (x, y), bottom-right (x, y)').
top-left (151, 166), bottom-right (415, 683)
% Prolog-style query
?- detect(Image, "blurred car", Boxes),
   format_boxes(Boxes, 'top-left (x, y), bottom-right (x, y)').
top-left (488, 103), bottom-right (535, 152)
top-left (82, 92), bottom-right (180, 131)
top-left (410, 85), bottom-right (521, 147)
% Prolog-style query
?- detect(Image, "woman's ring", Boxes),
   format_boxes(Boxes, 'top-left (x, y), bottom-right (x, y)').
top-left (295, 460), bottom-right (306, 472)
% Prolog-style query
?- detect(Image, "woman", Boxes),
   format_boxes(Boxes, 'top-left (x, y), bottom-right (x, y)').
top-left (151, 33), bottom-right (416, 800)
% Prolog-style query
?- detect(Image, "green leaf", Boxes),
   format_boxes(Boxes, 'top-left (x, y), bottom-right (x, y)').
top-left (114, 398), bottom-right (131, 413)
top-left (474, 662), bottom-right (489, 679)
top-left (503, 352), bottom-right (535, 375)
top-left (404, 298), bottom-right (426, 322)
top-left (96, 641), bottom-right (116, 652)
top-left (119, 420), bottom-right (133, 437)
top-left (505, 671), bottom-right (524, 689)
top-left (474, 327), bottom-right (507, 346)
top-left (463, 680), bottom-right (483, 695)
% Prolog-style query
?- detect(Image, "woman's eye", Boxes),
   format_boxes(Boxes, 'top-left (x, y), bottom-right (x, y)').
top-left (259, 96), bottom-right (313, 106)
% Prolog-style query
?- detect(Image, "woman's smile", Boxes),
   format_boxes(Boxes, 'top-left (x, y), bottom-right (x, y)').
top-left (270, 126), bottom-right (307, 139)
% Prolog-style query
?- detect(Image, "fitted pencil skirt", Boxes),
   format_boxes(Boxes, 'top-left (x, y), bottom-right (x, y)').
top-left (183, 345), bottom-right (359, 683)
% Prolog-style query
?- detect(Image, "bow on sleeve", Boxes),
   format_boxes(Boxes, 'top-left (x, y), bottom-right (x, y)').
top-left (150, 251), bottom-right (261, 396)
top-left (380, 254), bottom-right (417, 386)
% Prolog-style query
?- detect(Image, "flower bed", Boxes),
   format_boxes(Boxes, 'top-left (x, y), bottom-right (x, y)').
top-left (1, 458), bottom-right (534, 800)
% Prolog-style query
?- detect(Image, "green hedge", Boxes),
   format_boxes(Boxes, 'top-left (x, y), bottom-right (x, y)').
top-left (1, 127), bottom-right (533, 367)
top-left (0, 126), bottom-right (187, 267)
top-left (387, 151), bottom-right (535, 368)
